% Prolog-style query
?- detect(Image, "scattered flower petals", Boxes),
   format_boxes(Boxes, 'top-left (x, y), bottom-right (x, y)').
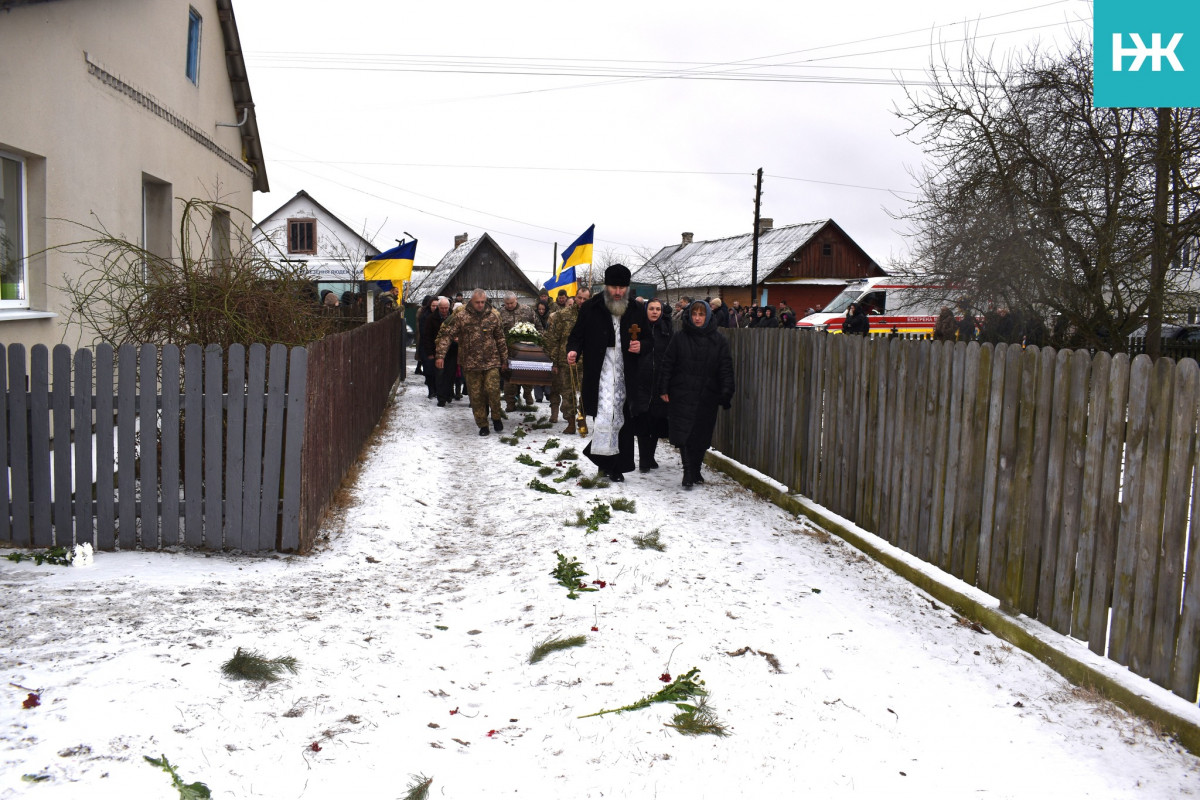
top-left (487, 729), bottom-right (497, 737)
top-left (450, 707), bottom-right (459, 715)
top-left (22, 693), bottom-right (40, 709)
top-left (590, 626), bottom-right (599, 632)
top-left (610, 539), bottom-right (618, 543)
top-left (591, 580), bottom-right (606, 588)
top-left (309, 742), bottom-right (321, 752)
top-left (659, 672), bottom-right (672, 683)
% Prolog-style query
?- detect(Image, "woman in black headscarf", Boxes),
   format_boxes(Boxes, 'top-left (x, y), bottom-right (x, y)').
top-left (659, 300), bottom-right (735, 488)
top-left (630, 298), bottom-right (673, 472)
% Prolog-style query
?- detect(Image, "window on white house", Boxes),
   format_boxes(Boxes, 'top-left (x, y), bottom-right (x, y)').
top-left (142, 175), bottom-right (172, 278)
top-left (0, 153), bottom-right (27, 307)
top-left (186, 8), bottom-right (202, 85)
top-left (287, 218), bottom-right (316, 254)
top-left (211, 207), bottom-right (231, 268)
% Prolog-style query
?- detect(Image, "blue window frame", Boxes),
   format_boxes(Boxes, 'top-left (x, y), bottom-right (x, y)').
top-left (186, 8), bottom-right (202, 84)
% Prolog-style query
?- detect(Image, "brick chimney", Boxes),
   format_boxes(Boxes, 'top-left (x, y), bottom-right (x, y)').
top-left (453, 232), bottom-right (469, 249)
top-left (681, 232), bottom-right (694, 245)
top-left (758, 218), bottom-right (774, 235)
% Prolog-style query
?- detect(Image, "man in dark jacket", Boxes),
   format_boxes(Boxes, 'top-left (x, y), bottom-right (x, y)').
top-left (842, 303), bottom-right (870, 336)
top-left (417, 295), bottom-right (444, 397)
top-left (566, 264), bottom-right (648, 481)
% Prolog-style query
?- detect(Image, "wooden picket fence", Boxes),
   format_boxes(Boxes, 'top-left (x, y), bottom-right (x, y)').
top-left (713, 331), bottom-right (1200, 704)
top-left (1, 312), bottom-right (404, 554)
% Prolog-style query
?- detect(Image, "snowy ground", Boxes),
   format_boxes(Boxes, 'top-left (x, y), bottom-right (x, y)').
top-left (3, 362), bottom-right (1200, 799)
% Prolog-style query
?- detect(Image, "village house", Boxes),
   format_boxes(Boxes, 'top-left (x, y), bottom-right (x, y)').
top-left (254, 189), bottom-right (381, 305)
top-left (407, 232), bottom-right (540, 307)
top-left (632, 219), bottom-right (885, 312)
top-left (0, 0), bottom-right (268, 349)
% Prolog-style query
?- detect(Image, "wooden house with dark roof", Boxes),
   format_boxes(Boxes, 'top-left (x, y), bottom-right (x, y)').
top-left (407, 232), bottom-right (540, 305)
top-left (632, 219), bottom-right (885, 311)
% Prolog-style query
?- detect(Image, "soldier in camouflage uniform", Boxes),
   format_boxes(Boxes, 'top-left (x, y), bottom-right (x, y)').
top-left (497, 292), bottom-right (539, 410)
top-left (436, 289), bottom-right (509, 436)
top-left (542, 286), bottom-right (590, 434)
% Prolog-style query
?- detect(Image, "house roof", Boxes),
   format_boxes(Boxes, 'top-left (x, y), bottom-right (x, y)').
top-left (409, 233), bottom-right (539, 298)
top-left (254, 189), bottom-right (379, 256)
top-left (215, 0), bottom-right (269, 192)
top-left (632, 220), bottom-right (866, 288)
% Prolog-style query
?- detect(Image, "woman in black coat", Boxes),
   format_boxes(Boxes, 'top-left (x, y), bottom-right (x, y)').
top-left (842, 302), bottom-right (870, 336)
top-left (630, 298), bottom-right (672, 472)
top-left (758, 306), bottom-right (780, 328)
top-left (659, 300), bottom-right (735, 488)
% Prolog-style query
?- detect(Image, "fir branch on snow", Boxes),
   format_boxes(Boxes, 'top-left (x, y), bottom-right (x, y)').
top-left (144, 754), bottom-right (212, 799)
top-left (632, 529), bottom-right (666, 551)
top-left (516, 453), bottom-right (544, 467)
top-left (529, 634), bottom-right (587, 664)
top-left (579, 667), bottom-right (707, 719)
top-left (553, 446), bottom-right (579, 461)
top-left (565, 503), bottom-right (611, 533)
top-left (221, 647), bottom-right (298, 682)
top-left (538, 466), bottom-right (556, 477)
top-left (402, 773), bottom-right (434, 800)
top-left (665, 696), bottom-right (730, 737)
top-left (577, 474), bottom-right (611, 489)
top-left (529, 478), bottom-right (571, 495)
top-left (553, 464), bottom-right (582, 483)
top-left (610, 497), bottom-right (636, 513)
top-left (499, 435), bottom-right (519, 445)
top-left (541, 437), bottom-right (562, 452)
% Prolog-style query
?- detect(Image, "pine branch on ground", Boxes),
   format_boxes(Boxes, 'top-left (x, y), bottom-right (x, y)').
top-left (565, 503), bottom-right (611, 532)
top-left (553, 447), bottom-right (579, 461)
top-left (220, 648), bottom-right (299, 682)
top-left (577, 474), bottom-right (611, 489)
top-left (516, 454), bottom-right (543, 467)
top-left (529, 634), bottom-right (587, 664)
top-left (541, 438), bottom-right (562, 452)
top-left (529, 478), bottom-right (571, 495)
top-left (538, 466), bottom-right (556, 477)
top-left (402, 774), bottom-right (434, 800)
top-left (553, 464), bottom-right (582, 483)
top-left (551, 551), bottom-right (597, 599)
top-left (665, 696), bottom-right (730, 737)
top-left (632, 529), bottom-right (666, 551)
top-left (610, 497), bottom-right (636, 513)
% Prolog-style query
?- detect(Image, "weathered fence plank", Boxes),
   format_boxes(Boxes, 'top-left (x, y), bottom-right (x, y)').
top-left (1003, 345), bottom-right (1040, 611)
top-left (52, 345), bottom-right (72, 546)
top-left (1088, 354), bottom-right (1131, 656)
top-left (1019, 348), bottom-right (1056, 616)
top-left (280, 347), bottom-right (308, 551)
top-left (976, 344), bottom-right (1007, 590)
top-left (94, 344), bottom-right (114, 550)
top-left (224, 345), bottom-right (246, 551)
top-left (259, 343), bottom-right (288, 551)
top-left (1036, 348), bottom-right (1071, 616)
top-left (1110, 355), bottom-right (1152, 666)
top-left (204, 345), bottom-right (224, 548)
top-left (139, 345), bottom-right (159, 550)
top-left (117, 344), bottom-right (137, 549)
top-left (9, 346), bottom-right (30, 547)
top-left (1050, 350), bottom-right (1092, 634)
top-left (1150, 359), bottom-right (1197, 686)
top-left (988, 346), bottom-right (1021, 599)
top-left (30, 346), bottom-right (51, 547)
top-left (72, 349), bottom-right (93, 547)
top-left (160, 346), bottom-right (181, 547)
top-left (1174, 388), bottom-right (1200, 698)
top-left (242, 343), bottom-right (267, 550)
top-left (1072, 351), bottom-right (1111, 635)
top-left (183, 344), bottom-right (203, 548)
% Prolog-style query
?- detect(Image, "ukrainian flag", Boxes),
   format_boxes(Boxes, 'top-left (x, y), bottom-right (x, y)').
top-left (364, 239), bottom-right (416, 284)
top-left (543, 224), bottom-right (593, 298)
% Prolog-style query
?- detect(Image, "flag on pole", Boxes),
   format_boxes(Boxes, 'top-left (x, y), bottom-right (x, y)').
top-left (543, 224), bottom-right (593, 298)
top-left (364, 239), bottom-right (417, 303)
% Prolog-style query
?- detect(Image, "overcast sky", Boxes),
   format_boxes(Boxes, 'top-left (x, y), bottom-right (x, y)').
top-left (235, 0), bottom-right (1092, 279)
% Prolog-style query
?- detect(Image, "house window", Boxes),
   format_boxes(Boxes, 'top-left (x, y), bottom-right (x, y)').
top-left (211, 207), bottom-right (231, 268)
top-left (142, 176), bottom-right (173, 274)
top-left (186, 8), bottom-right (202, 85)
top-left (287, 218), bottom-right (316, 254)
top-left (821, 242), bottom-right (832, 257)
top-left (0, 153), bottom-right (27, 306)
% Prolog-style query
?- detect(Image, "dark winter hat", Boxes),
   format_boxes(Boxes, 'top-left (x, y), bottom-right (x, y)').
top-left (604, 263), bottom-right (631, 287)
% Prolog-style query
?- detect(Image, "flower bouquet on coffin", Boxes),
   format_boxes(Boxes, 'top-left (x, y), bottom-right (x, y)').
top-left (506, 322), bottom-right (553, 386)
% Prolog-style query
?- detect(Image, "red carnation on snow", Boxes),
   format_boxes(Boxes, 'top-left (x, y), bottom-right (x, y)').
top-left (22, 693), bottom-right (40, 709)
top-left (659, 672), bottom-right (672, 683)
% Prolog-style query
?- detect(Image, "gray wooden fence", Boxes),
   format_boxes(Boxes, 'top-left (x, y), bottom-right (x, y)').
top-left (713, 331), bottom-right (1200, 704)
top-left (2, 342), bottom-right (306, 552)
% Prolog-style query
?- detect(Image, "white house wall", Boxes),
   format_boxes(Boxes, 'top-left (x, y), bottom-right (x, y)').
top-left (0, 0), bottom-right (257, 349)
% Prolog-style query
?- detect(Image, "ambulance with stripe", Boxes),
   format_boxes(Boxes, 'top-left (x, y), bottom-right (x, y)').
top-left (795, 277), bottom-right (949, 336)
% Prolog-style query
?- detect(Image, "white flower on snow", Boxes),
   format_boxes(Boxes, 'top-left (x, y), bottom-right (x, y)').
top-left (71, 542), bottom-right (94, 567)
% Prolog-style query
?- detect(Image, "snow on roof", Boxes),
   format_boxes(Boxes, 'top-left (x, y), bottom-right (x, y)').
top-left (631, 220), bottom-right (829, 288)
top-left (408, 237), bottom-right (481, 297)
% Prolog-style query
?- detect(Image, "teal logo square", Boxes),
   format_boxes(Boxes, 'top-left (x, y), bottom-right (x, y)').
top-left (1094, 0), bottom-right (1200, 107)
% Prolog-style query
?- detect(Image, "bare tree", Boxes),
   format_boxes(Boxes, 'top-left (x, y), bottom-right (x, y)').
top-left (895, 36), bottom-right (1200, 351)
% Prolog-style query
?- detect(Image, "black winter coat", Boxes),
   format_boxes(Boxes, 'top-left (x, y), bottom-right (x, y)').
top-left (842, 308), bottom-right (870, 336)
top-left (659, 303), bottom-right (735, 449)
top-left (630, 315), bottom-right (673, 419)
top-left (418, 308), bottom-right (444, 359)
top-left (566, 293), bottom-right (648, 418)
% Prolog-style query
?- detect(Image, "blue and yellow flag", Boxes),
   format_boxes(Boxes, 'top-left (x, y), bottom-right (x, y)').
top-left (543, 224), bottom-right (593, 298)
top-left (364, 239), bottom-right (416, 284)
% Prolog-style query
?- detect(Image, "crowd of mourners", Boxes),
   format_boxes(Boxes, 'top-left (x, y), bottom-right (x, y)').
top-left (412, 267), bottom-right (734, 489)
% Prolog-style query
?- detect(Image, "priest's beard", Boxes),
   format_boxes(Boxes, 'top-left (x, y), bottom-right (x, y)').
top-left (604, 292), bottom-right (628, 318)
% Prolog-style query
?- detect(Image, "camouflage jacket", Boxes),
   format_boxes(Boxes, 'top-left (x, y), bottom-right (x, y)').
top-left (435, 305), bottom-right (508, 371)
top-left (542, 305), bottom-right (579, 366)
top-left (497, 303), bottom-right (537, 333)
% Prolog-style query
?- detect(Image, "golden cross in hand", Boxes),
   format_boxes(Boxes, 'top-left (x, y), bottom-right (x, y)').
top-left (629, 324), bottom-right (640, 341)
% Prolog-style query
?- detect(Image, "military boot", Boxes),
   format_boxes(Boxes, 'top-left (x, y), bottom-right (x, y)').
top-left (549, 403), bottom-right (560, 424)
top-left (562, 419), bottom-right (576, 434)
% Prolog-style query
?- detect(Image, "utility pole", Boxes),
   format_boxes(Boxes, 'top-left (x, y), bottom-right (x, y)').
top-left (751, 168), bottom-right (763, 306)
top-left (1147, 108), bottom-right (1172, 360)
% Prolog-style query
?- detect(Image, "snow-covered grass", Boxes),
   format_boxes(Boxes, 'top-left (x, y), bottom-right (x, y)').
top-left (2, 363), bottom-right (1199, 799)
